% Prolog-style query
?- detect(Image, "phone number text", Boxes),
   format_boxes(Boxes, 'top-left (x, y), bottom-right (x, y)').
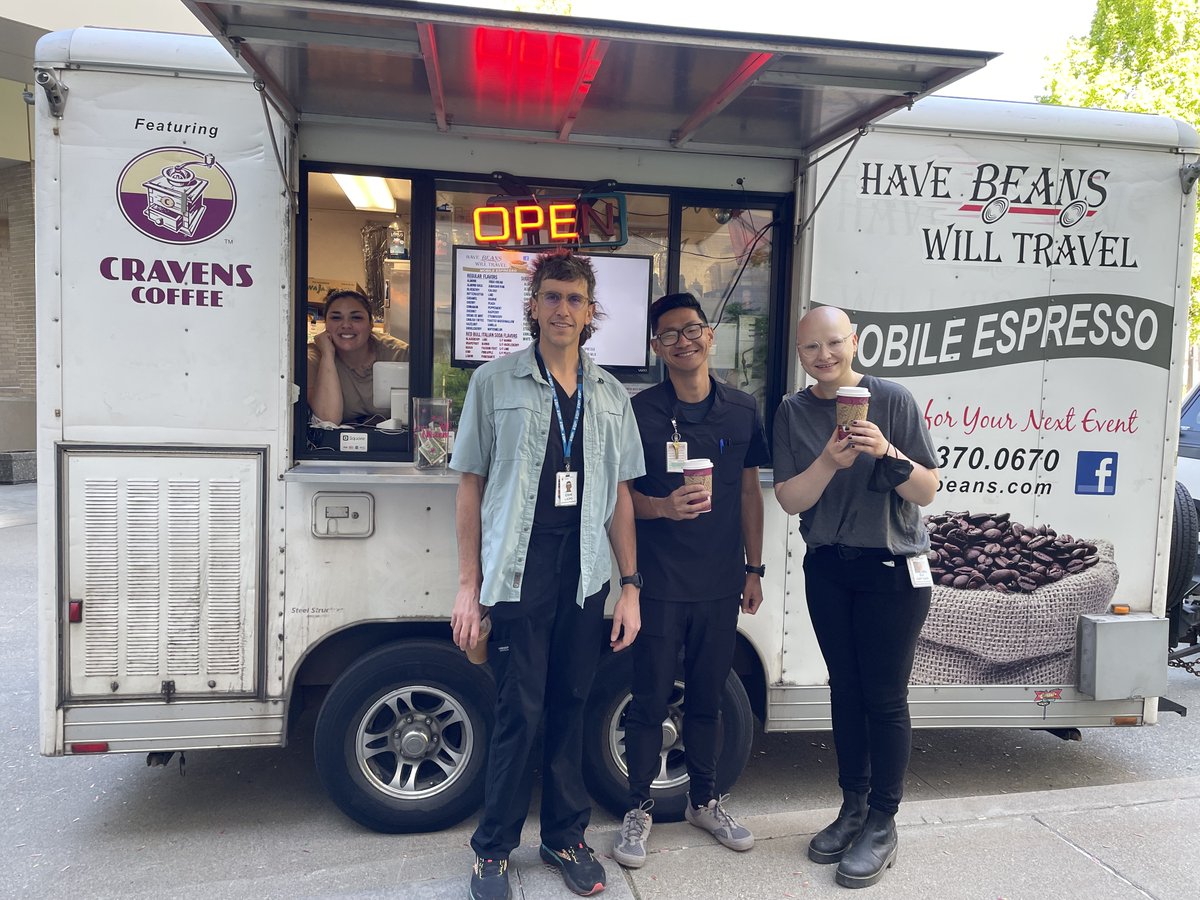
top-left (935, 445), bottom-right (1060, 472)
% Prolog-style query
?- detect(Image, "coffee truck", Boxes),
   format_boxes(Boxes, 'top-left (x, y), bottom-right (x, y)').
top-left (33, 2), bottom-right (1200, 833)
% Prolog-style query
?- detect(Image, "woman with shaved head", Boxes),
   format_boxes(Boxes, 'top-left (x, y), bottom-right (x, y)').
top-left (773, 306), bottom-right (939, 889)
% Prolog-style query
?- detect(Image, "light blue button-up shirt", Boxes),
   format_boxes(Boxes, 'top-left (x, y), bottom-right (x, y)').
top-left (451, 344), bottom-right (646, 607)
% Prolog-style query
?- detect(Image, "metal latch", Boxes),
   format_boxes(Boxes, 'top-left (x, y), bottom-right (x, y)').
top-left (161, 680), bottom-right (176, 703)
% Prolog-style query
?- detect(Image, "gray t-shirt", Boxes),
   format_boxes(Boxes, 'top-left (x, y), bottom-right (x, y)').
top-left (773, 375), bottom-right (937, 555)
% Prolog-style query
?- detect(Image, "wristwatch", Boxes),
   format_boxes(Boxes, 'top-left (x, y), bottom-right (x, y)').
top-left (745, 564), bottom-right (766, 577)
top-left (619, 572), bottom-right (643, 589)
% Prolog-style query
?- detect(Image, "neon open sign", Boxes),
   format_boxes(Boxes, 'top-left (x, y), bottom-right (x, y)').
top-left (472, 192), bottom-right (628, 249)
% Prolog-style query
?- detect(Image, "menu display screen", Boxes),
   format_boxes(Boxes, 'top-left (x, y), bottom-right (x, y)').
top-left (451, 247), bottom-right (652, 371)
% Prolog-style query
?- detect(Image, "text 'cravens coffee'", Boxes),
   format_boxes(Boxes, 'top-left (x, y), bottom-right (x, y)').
top-left (100, 257), bottom-right (254, 307)
top-left (110, 145), bottom-right (255, 309)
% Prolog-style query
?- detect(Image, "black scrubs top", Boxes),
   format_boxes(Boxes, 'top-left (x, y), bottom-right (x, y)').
top-left (631, 377), bottom-right (770, 602)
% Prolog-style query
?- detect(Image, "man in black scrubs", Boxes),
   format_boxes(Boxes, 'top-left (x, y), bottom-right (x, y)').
top-left (612, 292), bottom-right (770, 870)
top-left (451, 252), bottom-right (645, 900)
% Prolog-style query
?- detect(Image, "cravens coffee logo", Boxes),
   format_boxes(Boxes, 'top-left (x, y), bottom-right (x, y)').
top-left (856, 159), bottom-right (1136, 269)
top-left (117, 147), bottom-right (236, 244)
top-left (107, 145), bottom-right (254, 308)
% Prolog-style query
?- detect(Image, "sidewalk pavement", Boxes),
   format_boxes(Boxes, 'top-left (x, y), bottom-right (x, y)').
top-left (5, 480), bottom-right (1191, 898)
top-left (0, 481), bottom-right (35, 529)
top-left (405, 776), bottom-right (1198, 899)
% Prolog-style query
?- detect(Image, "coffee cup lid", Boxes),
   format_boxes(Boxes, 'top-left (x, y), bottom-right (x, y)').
top-left (836, 386), bottom-right (870, 399)
top-left (683, 458), bottom-right (713, 469)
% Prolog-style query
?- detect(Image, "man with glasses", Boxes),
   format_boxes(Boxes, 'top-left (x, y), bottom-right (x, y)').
top-left (451, 250), bottom-right (645, 900)
top-left (612, 292), bottom-right (769, 871)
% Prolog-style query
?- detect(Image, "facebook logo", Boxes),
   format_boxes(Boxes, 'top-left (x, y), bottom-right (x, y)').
top-left (1075, 451), bottom-right (1118, 495)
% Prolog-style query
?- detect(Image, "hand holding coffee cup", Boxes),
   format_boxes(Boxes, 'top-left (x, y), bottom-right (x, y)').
top-left (465, 613), bottom-right (492, 665)
top-left (835, 386), bottom-right (870, 439)
top-left (682, 458), bottom-right (714, 514)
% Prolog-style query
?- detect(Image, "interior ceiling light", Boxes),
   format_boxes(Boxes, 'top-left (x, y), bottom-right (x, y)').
top-left (333, 174), bottom-right (396, 212)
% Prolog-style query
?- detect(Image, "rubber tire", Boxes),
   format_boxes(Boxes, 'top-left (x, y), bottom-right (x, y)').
top-left (582, 648), bottom-right (755, 823)
top-left (313, 639), bottom-right (494, 833)
top-left (1168, 480), bottom-right (1199, 611)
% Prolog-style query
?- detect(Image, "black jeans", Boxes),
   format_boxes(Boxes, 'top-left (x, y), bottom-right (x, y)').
top-left (470, 528), bottom-right (607, 858)
top-left (803, 544), bottom-right (931, 816)
top-left (624, 594), bottom-right (739, 808)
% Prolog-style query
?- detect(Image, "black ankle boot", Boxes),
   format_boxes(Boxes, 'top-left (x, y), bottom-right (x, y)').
top-left (807, 790), bottom-right (869, 863)
top-left (834, 808), bottom-right (897, 888)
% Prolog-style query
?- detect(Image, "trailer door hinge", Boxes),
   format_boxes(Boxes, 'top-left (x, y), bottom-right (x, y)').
top-left (33, 69), bottom-right (68, 118)
top-left (1182, 161), bottom-right (1200, 195)
top-left (161, 680), bottom-right (176, 703)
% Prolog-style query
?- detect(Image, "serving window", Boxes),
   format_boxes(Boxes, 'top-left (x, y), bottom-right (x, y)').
top-left (294, 163), bottom-right (791, 463)
top-left (300, 169), bottom-right (416, 459)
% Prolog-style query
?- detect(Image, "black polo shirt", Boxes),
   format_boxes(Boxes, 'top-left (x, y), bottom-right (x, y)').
top-left (631, 377), bottom-right (770, 602)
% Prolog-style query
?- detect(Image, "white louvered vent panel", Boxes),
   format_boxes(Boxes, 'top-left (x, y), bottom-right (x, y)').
top-left (65, 451), bottom-right (263, 699)
top-left (83, 480), bottom-right (120, 677)
top-left (167, 479), bottom-right (202, 676)
top-left (205, 479), bottom-right (245, 676)
top-left (124, 479), bottom-right (161, 677)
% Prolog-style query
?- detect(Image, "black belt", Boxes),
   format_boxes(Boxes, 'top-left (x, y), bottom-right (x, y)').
top-left (813, 543), bottom-right (896, 562)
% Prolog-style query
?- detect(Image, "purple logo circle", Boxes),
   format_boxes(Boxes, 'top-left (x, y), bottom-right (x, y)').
top-left (116, 147), bottom-right (236, 244)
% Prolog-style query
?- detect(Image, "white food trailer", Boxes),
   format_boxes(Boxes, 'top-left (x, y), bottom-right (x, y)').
top-left (33, 2), bottom-right (1200, 833)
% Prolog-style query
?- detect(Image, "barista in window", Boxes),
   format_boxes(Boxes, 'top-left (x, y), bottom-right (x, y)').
top-left (306, 289), bottom-right (409, 425)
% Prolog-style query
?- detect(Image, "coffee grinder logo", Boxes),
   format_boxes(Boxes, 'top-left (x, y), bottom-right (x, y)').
top-left (116, 147), bottom-right (236, 244)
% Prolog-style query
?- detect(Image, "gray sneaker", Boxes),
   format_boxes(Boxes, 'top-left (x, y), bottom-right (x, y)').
top-left (612, 800), bottom-right (654, 868)
top-left (684, 794), bottom-right (754, 851)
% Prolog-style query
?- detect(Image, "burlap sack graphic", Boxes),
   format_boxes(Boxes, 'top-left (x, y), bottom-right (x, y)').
top-left (911, 540), bottom-right (1118, 685)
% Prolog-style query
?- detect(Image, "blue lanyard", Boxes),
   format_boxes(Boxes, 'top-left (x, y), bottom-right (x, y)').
top-left (537, 348), bottom-right (584, 472)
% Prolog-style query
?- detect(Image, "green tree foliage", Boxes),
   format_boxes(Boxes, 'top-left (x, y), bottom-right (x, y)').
top-left (1041, 0), bottom-right (1200, 340)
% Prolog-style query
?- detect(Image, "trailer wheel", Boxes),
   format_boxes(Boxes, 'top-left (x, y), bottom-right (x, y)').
top-left (1168, 480), bottom-right (1199, 611)
top-left (313, 640), bottom-right (493, 833)
top-left (582, 649), bottom-right (754, 822)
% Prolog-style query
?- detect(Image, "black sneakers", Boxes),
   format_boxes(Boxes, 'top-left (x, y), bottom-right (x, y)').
top-left (469, 855), bottom-right (511, 900)
top-left (539, 841), bottom-right (607, 896)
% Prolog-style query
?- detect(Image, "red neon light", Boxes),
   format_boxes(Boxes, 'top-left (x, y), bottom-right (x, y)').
top-left (473, 207), bottom-right (512, 243)
top-left (471, 27), bottom-right (585, 114)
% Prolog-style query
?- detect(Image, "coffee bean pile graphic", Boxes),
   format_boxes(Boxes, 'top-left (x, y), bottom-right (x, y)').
top-left (926, 511), bottom-right (1100, 594)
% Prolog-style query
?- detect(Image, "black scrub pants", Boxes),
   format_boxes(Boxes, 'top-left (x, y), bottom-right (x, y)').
top-left (470, 527), bottom-right (607, 858)
top-left (624, 594), bottom-right (739, 809)
top-left (802, 544), bottom-right (931, 816)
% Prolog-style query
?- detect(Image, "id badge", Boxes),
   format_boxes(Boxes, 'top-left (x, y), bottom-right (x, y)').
top-left (665, 441), bottom-right (688, 473)
top-left (555, 470), bottom-right (578, 507)
top-left (906, 553), bottom-right (933, 588)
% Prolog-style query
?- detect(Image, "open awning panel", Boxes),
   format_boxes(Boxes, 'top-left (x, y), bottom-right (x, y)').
top-left (185, 0), bottom-right (995, 158)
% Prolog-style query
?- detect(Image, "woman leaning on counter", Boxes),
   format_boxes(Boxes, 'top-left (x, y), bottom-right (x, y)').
top-left (772, 305), bottom-right (939, 890)
top-left (306, 289), bottom-right (409, 425)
